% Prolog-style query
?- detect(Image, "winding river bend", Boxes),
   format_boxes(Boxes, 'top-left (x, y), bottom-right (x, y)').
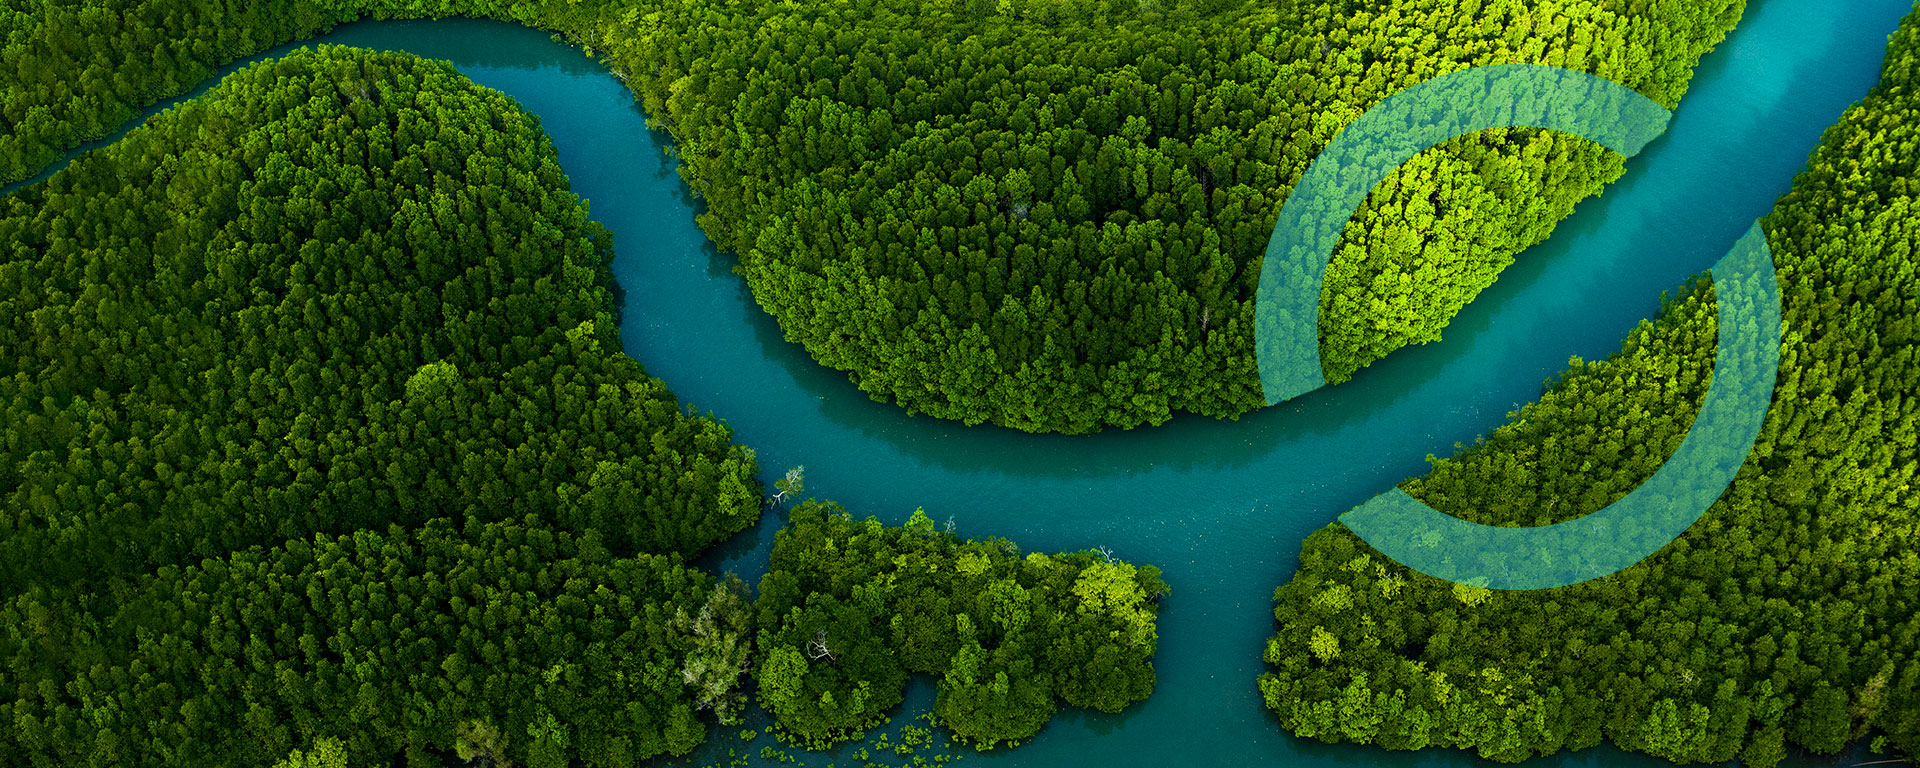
top-left (8, 1), bottom-right (1913, 765)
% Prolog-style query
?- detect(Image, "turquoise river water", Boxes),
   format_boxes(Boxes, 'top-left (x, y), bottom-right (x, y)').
top-left (8, 1), bottom-right (1914, 765)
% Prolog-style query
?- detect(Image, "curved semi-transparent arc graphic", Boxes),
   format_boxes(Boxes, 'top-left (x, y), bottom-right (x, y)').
top-left (1254, 65), bottom-right (1783, 589)
top-left (1340, 225), bottom-right (1781, 589)
top-left (1255, 64), bottom-right (1673, 402)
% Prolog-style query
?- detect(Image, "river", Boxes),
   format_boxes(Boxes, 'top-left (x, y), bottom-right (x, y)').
top-left (7, 1), bottom-right (1912, 765)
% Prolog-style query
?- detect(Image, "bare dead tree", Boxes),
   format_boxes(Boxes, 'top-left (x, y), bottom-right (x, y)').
top-left (807, 630), bottom-right (836, 663)
top-left (770, 465), bottom-right (805, 508)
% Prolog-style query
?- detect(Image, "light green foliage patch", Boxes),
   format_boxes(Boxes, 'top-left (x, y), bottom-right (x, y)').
top-left (755, 503), bottom-right (1169, 749)
top-left (0, 0), bottom-right (1747, 432)
top-left (1263, 9), bottom-right (1920, 764)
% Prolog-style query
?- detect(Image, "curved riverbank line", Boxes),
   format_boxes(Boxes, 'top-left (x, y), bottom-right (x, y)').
top-left (1256, 64), bottom-right (1671, 404)
top-left (3, 2), bottom-right (1911, 764)
top-left (1341, 223), bottom-right (1782, 589)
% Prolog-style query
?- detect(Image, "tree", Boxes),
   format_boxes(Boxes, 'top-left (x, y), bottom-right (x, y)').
top-left (755, 502), bottom-right (1166, 749)
top-left (1262, 11), bottom-right (1920, 763)
top-left (772, 465), bottom-right (806, 507)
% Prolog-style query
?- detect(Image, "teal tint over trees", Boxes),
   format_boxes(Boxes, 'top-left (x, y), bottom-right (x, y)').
top-left (1257, 64), bottom-right (1671, 403)
top-left (603, 0), bottom-right (1750, 432)
top-left (4, 0), bottom-right (1918, 766)
top-left (1266, 8), bottom-right (1920, 763)
top-left (1258, 64), bottom-right (1786, 591)
top-left (1340, 223), bottom-right (1781, 589)
top-left (0, 0), bottom-right (1755, 432)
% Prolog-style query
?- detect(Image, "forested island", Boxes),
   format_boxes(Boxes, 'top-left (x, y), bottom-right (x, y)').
top-left (1262, 7), bottom-right (1920, 765)
top-left (0, 44), bottom-right (1166, 766)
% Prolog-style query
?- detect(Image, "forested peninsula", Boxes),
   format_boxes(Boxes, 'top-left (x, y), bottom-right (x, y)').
top-left (0, 46), bottom-right (1167, 766)
top-left (3, 0), bottom-right (1748, 432)
top-left (0, 43), bottom-right (761, 592)
top-left (1262, 8), bottom-right (1920, 765)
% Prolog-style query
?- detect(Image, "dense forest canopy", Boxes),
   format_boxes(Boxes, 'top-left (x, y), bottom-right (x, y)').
top-left (1, 517), bottom-right (746, 768)
top-left (755, 503), bottom-right (1168, 749)
top-left (1, 0), bottom-right (1747, 432)
top-left (0, 41), bottom-right (1170, 766)
top-left (614, 0), bottom-right (1749, 431)
top-left (18, 0), bottom-right (1917, 766)
top-left (1261, 8), bottom-right (1920, 765)
top-left (0, 43), bottom-right (761, 595)
top-left (0, 46), bottom-right (765, 767)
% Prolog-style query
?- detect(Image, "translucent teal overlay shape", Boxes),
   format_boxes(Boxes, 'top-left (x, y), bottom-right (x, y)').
top-left (1255, 64), bottom-right (1673, 404)
top-left (1339, 224), bottom-right (1782, 589)
top-left (1251, 65), bottom-right (1785, 589)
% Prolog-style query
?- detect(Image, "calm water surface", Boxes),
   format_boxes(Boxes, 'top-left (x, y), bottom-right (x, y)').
top-left (12, 1), bottom-right (1913, 765)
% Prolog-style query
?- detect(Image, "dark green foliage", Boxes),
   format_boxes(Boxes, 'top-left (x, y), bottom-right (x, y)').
top-left (0, 0), bottom-right (333, 182)
top-left (1261, 9), bottom-right (1920, 764)
top-left (0, 43), bottom-right (766, 767)
top-left (4, 0), bottom-right (1748, 432)
top-left (1, 35), bottom-right (1177, 763)
top-left (0, 0), bottom-right (601, 184)
top-left (0, 516), bottom-right (743, 767)
top-left (1, 35), bottom-right (767, 768)
top-left (0, 46), bottom-right (760, 594)
top-left (754, 504), bottom-right (1168, 749)
top-left (609, 0), bottom-right (1748, 431)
